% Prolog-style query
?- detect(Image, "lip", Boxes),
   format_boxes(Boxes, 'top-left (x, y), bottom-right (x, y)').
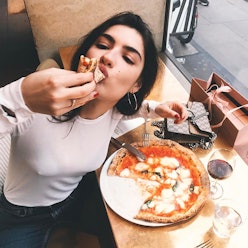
top-left (98, 64), bottom-right (108, 78)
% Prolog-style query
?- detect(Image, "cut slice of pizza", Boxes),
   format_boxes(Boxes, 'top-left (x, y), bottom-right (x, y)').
top-left (77, 55), bottom-right (105, 83)
top-left (134, 169), bottom-right (203, 223)
top-left (107, 139), bottom-right (210, 224)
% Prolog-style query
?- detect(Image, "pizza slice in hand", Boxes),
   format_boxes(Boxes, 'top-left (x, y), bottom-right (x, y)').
top-left (77, 55), bottom-right (105, 83)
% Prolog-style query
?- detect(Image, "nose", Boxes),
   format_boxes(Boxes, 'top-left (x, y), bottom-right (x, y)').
top-left (100, 52), bottom-right (114, 68)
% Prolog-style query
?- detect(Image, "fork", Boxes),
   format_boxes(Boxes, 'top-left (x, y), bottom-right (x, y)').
top-left (142, 117), bottom-right (150, 147)
top-left (142, 105), bottom-right (150, 146)
top-left (194, 239), bottom-right (214, 248)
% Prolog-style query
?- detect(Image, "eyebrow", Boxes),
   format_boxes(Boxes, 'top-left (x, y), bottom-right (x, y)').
top-left (100, 33), bottom-right (142, 61)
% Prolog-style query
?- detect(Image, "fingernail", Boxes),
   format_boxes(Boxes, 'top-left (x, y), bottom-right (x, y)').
top-left (93, 92), bottom-right (99, 98)
top-left (175, 114), bottom-right (180, 119)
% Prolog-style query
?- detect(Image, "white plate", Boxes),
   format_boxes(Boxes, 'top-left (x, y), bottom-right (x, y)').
top-left (100, 151), bottom-right (168, 227)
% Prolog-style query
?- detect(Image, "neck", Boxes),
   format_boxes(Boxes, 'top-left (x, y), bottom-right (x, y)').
top-left (79, 99), bottom-right (115, 119)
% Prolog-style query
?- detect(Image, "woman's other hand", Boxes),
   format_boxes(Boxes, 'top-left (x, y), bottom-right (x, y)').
top-left (155, 101), bottom-right (188, 124)
top-left (21, 68), bottom-right (98, 116)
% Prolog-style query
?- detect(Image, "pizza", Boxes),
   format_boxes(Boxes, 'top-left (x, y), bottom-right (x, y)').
top-left (77, 55), bottom-right (105, 83)
top-left (107, 139), bottom-right (210, 224)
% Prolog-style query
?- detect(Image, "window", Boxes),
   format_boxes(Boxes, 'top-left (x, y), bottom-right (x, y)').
top-left (163, 0), bottom-right (248, 98)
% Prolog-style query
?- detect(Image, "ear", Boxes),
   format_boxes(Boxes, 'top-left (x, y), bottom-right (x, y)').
top-left (131, 80), bottom-right (142, 93)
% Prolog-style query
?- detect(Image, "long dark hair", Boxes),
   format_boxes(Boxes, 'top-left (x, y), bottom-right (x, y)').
top-left (61, 11), bottom-right (158, 121)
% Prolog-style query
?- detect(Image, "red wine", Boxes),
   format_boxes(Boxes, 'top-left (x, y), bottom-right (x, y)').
top-left (207, 159), bottom-right (233, 179)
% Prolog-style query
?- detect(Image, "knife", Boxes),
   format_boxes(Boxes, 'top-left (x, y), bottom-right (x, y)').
top-left (110, 137), bottom-right (146, 161)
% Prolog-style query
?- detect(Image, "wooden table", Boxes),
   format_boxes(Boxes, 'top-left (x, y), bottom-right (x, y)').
top-left (59, 47), bottom-right (248, 248)
top-left (98, 135), bottom-right (248, 248)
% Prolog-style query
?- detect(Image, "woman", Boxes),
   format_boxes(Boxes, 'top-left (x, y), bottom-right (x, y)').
top-left (0, 12), bottom-right (187, 247)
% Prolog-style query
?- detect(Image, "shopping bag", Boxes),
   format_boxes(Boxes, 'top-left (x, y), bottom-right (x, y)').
top-left (190, 73), bottom-right (248, 164)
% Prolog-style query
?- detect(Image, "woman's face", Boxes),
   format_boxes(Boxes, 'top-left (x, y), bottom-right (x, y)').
top-left (86, 25), bottom-right (145, 103)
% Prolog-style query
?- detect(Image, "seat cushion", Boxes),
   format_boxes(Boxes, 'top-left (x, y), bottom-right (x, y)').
top-left (24, 0), bottom-right (166, 62)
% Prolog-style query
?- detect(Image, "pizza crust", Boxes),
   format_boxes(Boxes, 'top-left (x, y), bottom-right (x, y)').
top-left (107, 150), bottom-right (127, 176)
top-left (107, 139), bottom-right (210, 224)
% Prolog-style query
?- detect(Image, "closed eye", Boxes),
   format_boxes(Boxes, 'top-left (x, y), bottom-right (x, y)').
top-left (123, 56), bottom-right (134, 65)
top-left (95, 43), bottom-right (109, 50)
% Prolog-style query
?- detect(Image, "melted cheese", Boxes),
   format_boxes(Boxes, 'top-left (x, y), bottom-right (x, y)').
top-left (120, 168), bottom-right (130, 177)
top-left (177, 167), bottom-right (191, 178)
top-left (179, 181), bottom-right (190, 191)
top-left (154, 166), bottom-right (163, 174)
top-left (167, 170), bottom-right (178, 179)
top-left (135, 162), bottom-right (149, 171)
top-left (160, 156), bottom-right (179, 168)
top-left (194, 186), bottom-right (200, 194)
top-left (147, 157), bottom-right (160, 165)
top-left (161, 188), bottom-right (174, 199)
top-left (176, 198), bottom-right (186, 209)
top-left (181, 193), bottom-right (190, 202)
top-left (155, 199), bottom-right (175, 214)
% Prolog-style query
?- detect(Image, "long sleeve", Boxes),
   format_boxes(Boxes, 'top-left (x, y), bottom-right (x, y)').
top-left (0, 78), bottom-right (33, 137)
top-left (122, 100), bottom-right (160, 121)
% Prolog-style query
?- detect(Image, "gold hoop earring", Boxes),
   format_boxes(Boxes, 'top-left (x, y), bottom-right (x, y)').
top-left (128, 92), bottom-right (138, 111)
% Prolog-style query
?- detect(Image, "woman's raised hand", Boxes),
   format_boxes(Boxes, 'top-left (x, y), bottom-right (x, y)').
top-left (21, 68), bottom-right (98, 116)
top-left (155, 101), bottom-right (188, 124)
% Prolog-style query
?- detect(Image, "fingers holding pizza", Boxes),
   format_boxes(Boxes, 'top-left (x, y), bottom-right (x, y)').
top-left (22, 54), bottom-right (105, 116)
top-left (21, 68), bottom-right (98, 116)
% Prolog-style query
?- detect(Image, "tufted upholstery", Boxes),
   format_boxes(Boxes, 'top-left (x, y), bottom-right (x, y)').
top-left (0, 135), bottom-right (11, 190)
top-left (24, 0), bottom-right (166, 63)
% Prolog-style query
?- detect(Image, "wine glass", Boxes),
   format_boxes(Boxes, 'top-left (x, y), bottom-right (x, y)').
top-left (207, 148), bottom-right (236, 200)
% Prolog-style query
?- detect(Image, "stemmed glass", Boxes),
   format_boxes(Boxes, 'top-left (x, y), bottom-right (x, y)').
top-left (207, 148), bottom-right (236, 200)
